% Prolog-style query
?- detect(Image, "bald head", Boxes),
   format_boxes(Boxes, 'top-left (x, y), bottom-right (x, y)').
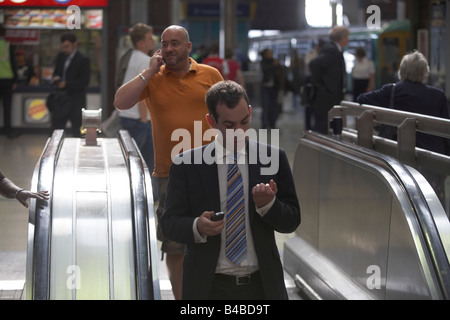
top-left (162, 25), bottom-right (190, 43)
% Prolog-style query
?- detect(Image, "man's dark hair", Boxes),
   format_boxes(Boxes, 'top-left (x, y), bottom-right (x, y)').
top-left (60, 33), bottom-right (77, 43)
top-left (206, 80), bottom-right (249, 121)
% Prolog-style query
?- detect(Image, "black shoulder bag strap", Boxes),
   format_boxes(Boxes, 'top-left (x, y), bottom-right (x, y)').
top-left (389, 83), bottom-right (396, 108)
top-left (380, 83), bottom-right (397, 140)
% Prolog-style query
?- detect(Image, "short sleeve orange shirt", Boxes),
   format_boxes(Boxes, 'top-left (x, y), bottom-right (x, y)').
top-left (139, 58), bottom-right (223, 177)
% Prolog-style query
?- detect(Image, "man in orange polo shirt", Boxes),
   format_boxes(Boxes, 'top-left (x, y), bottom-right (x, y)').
top-left (115, 25), bottom-right (223, 300)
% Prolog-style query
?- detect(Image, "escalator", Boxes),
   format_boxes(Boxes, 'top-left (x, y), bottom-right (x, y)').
top-left (23, 126), bottom-right (160, 300)
top-left (284, 131), bottom-right (450, 300)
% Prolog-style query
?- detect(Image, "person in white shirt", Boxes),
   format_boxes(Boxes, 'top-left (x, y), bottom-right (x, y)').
top-left (352, 47), bottom-right (375, 101)
top-left (118, 23), bottom-right (156, 200)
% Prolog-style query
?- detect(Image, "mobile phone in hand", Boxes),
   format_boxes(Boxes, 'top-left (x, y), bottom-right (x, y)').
top-left (210, 211), bottom-right (224, 221)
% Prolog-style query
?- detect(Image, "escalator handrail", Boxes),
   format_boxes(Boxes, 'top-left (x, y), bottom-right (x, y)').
top-left (303, 131), bottom-right (450, 299)
top-left (118, 130), bottom-right (155, 300)
top-left (32, 129), bottom-right (65, 300)
top-left (338, 101), bottom-right (450, 139)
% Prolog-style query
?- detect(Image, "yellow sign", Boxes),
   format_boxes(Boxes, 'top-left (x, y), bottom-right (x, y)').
top-left (26, 98), bottom-right (49, 122)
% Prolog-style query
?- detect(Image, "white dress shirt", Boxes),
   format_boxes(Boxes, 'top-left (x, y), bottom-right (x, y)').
top-left (193, 139), bottom-right (275, 276)
top-left (62, 50), bottom-right (76, 81)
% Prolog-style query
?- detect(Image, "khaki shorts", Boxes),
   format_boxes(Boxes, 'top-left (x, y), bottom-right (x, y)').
top-left (156, 177), bottom-right (185, 256)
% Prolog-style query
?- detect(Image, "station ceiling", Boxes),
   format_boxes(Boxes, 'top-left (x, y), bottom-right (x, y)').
top-left (250, 0), bottom-right (308, 30)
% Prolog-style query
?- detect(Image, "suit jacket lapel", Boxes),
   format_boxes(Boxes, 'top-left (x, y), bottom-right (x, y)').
top-left (198, 143), bottom-right (221, 212)
top-left (247, 140), bottom-right (262, 222)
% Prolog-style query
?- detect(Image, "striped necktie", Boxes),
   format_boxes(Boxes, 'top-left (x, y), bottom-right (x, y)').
top-left (225, 153), bottom-right (247, 264)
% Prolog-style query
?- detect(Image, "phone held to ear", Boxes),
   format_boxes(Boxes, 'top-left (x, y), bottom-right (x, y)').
top-left (210, 211), bottom-right (224, 221)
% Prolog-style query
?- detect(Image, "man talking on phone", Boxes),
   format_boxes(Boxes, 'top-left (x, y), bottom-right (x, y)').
top-left (114, 25), bottom-right (223, 300)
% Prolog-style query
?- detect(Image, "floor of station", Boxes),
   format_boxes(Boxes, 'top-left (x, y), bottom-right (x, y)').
top-left (0, 101), bottom-right (306, 300)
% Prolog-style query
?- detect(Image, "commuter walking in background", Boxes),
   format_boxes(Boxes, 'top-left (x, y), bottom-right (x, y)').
top-left (224, 47), bottom-right (245, 87)
top-left (203, 42), bottom-right (229, 79)
top-left (49, 33), bottom-right (90, 137)
top-left (116, 23), bottom-right (157, 201)
top-left (0, 24), bottom-right (19, 139)
top-left (302, 39), bottom-right (325, 130)
top-left (260, 48), bottom-right (283, 129)
top-left (114, 25), bottom-right (223, 300)
top-left (352, 47), bottom-right (375, 101)
top-left (160, 81), bottom-right (300, 300)
top-left (309, 26), bottom-right (349, 134)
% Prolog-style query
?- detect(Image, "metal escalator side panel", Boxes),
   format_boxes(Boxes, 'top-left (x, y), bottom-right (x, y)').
top-left (284, 237), bottom-right (374, 300)
top-left (339, 138), bottom-right (450, 299)
top-left (26, 130), bottom-right (157, 300)
top-left (24, 161), bottom-right (40, 300)
top-left (129, 155), bottom-right (152, 300)
top-left (49, 138), bottom-right (137, 300)
top-left (289, 132), bottom-right (448, 299)
top-left (293, 138), bottom-right (393, 299)
top-left (49, 138), bottom-right (78, 300)
top-left (386, 194), bottom-right (440, 299)
top-left (292, 139), bottom-right (319, 247)
top-left (405, 166), bottom-right (450, 297)
top-left (340, 130), bottom-right (450, 298)
top-left (25, 130), bottom-right (65, 300)
top-left (74, 192), bottom-right (110, 299)
top-left (118, 130), bottom-right (159, 300)
top-left (103, 139), bottom-right (138, 300)
top-left (407, 167), bottom-right (450, 263)
top-left (24, 165), bottom-right (38, 300)
top-left (144, 166), bottom-right (161, 300)
top-left (331, 135), bottom-right (444, 299)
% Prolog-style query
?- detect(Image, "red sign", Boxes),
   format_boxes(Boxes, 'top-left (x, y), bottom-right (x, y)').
top-left (5, 28), bottom-right (40, 45)
top-left (0, 0), bottom-right (108, 7)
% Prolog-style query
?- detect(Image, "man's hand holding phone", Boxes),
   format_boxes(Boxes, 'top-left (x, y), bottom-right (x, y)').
top-left (210, 211), bottom-right (224, 221)
top-left (197, 211), bottom-right (225, 238)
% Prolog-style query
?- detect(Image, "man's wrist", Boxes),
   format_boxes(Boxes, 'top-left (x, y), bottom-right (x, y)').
top-left (138, 72), bottom-right (147, 83)
top-left (140, 68), bottom-right (154, 82)
top-left (193, 217), bottom-right (208, 243)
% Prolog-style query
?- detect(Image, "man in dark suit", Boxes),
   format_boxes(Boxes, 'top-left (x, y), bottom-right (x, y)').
top-left (51, 33), bottom-right (90, 137)
top-left (160, 81), bottom-right (300, 300)
top-left (309, 26), bottom-right (349, 134)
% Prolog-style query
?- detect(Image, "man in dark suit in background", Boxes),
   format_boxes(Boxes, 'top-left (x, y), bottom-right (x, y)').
top-left (309, 26), bottom-right (349, 134)
top-left (51, 33), bottom-right (90, 137)
top-left (160, 81), bottom-right (300, 300)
